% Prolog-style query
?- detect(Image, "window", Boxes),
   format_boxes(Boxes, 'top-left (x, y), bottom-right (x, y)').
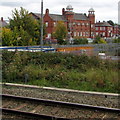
top-left (96, 32), bottom-right (99, 36)
top-left (102, 27), bottom-right (105, 30)
top-left (86, 32), bottom-right (89, 36)
top-left (74, 32), bottom-right (76, 36)
top-left (45, 22), bottom-right (48, 27)
top-left (96, 27), bottom-right (98, 30)
top-left (53, 22), bottom-right (56, 27)
top-left (91, 32), bottom-right (93, 36)
top-left (100, 27), bottom-right (102, 31)
top-left (73, 22), bottom-right (76, 25)
top-left (86, 23), bottom-right (89, 26)
top-left (80, 32), bottom-right (82, 36)
top-left (47, 33), bottom-right (51, 38)
top-left (91, 24), bottom-right (94, 28)
top-left (83, 32), bottom-right (85, 36)
top-left (103, 32), bottom-right (105, 36)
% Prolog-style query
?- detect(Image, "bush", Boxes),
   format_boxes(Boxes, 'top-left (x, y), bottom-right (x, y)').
top-left (113, 38), bottom-right (120, 43)
top-left (73, 38), bottom-right (88, 44)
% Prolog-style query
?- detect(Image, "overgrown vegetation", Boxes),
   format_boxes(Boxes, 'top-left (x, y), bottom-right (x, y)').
top-left (2, 51), bottom-right (119, 93)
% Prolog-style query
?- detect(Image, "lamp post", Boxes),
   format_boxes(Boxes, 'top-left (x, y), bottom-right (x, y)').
top-left (40, 0), bottom-right (43, 51)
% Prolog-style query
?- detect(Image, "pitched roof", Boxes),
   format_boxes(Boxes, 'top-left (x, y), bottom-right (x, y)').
top-left (49, 14), bottom-right (66, 21)
top-left (49, 13), bottom-right (89, 21)
top-left (29, 12), bottom-right (41, 19)
top-left (74, 13), bottom-right (89, 20)
top-left (31, 12), bottom-right (89, 21)
top-left (95, 22), bottom-right (112, 27)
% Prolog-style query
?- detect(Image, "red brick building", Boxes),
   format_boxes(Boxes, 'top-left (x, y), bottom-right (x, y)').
top-left (30, 5), bottom-right (119, 42)
top-left (31, 5), bottom-right (95, 43)
top-left (113, 25), bottom-right (119, 38)
top-left (95, 21), bottom-right (119, 39)
top-left (95, 21), bottom-right (113, 38)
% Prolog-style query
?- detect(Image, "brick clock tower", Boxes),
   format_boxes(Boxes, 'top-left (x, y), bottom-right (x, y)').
top-left (88, 8), bottom-right (95, 38)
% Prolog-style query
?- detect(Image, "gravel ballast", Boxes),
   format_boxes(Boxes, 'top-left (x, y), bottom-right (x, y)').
top-left (2, 83), bottom-right (119, 109)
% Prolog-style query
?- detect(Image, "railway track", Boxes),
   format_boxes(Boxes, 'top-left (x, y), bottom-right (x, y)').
top-left (2, 94), bottom-right (120, 119)
top-left (2, 83), bottom-right (119, 109)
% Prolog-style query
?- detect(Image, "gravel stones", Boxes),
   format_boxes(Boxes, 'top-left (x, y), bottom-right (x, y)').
top-left (2, 84), bottom-right (119, 109)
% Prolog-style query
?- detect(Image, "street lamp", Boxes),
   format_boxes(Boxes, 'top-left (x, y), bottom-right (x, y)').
top-left (40, 0), bottom-right (43, 51)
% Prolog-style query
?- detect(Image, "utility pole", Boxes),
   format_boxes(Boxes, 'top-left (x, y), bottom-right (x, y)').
top-left (40, 0), bottom-right (43, 51)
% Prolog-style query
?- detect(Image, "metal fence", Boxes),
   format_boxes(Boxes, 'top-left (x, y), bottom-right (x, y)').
top-left (53, 43), bottom-right (120, 56)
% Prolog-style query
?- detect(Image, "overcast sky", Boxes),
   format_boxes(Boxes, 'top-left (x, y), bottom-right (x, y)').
top-left (0, 0), bottom-right (119, 23)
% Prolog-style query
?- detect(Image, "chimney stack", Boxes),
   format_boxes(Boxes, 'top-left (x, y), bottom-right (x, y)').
top-left (62, 8), bottom-right (65, 15)
top-left (1, 17), bottom-right (3, 22)
top-left (46, 9), bottom-right (49, 14)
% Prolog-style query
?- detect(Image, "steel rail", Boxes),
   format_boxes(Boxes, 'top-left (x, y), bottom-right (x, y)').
top-left (2, 94), bottom-right (120, 113)
top-left (2, 83), bottom-right (119, 97)
top-left (1, 108), bottom-right (70, 120)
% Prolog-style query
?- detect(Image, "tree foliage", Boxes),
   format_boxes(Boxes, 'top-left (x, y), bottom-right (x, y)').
top-left (93, 36), bottom-right (106, 44)
top-left (2, 7), bottom-right (46, 46)
top-left (53, 21), bottom-right (67, 44)
top-left (73, 38), bottom-right (88, 45)
top-left (2, 28), bottom-right (13, 46)
top-left (107, 20), bottom-right (114, 26)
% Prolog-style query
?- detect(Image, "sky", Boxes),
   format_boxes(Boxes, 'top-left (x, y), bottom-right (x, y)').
top-left (0, 0), bottom-right (119, 23)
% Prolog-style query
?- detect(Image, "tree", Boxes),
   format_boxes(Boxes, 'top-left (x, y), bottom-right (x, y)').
top-left (98, 38), bottom-right (107, 44)
top-left (53, 21), bottom-right (67, 44)
top-left (107, 20), bottom-right (114, 26)
top-left (8, 7), bottom-right (46, 46)
top-left (93, 36), bottom-right (106, 44)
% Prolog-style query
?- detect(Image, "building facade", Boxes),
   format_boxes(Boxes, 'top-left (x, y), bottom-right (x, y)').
top-left (44, 5), bottom-right (96, 41)
top-left (95, 21), bottom-right (113, 38)
top-left (31, 5), bottom-right (95, 42)
top-left (30, 5), bottom-right (119, 42)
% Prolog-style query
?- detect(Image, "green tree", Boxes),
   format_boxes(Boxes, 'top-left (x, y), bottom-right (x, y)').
top-left (53, 21), bottom-right (67, 44)
top-left (93, 36), bottom-right (101, 44)
top-left (98, 38), bottom-right (107, 44)
top-left (8, 7), bottom-right (46, 46)
top-left (73, 38), bottom-right (88, 45)
top-left (107, 20), bottom-right (114, 26)
top-left (93, 36), bottom-right (106, 44)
